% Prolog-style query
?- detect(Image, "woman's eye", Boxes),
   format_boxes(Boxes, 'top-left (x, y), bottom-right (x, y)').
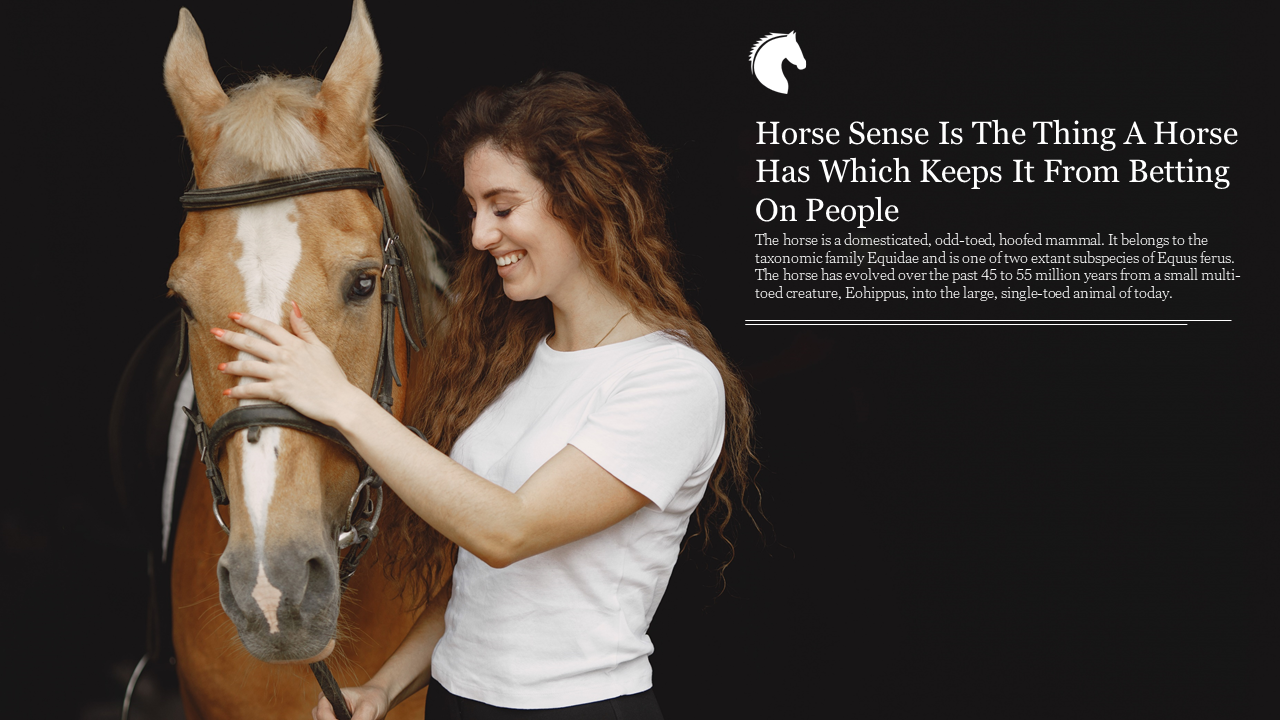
top-left (463, 206), bottom-right (510, 219)
top-left (348, 275), bottom-right (377, 300)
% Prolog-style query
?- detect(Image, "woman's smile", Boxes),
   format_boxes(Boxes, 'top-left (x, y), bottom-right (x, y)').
top-left (494, 250), bottom-right (526, 274)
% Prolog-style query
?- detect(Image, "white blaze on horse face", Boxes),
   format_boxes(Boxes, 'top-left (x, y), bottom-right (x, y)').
top-left (239, 426), bottom-right (284, 557)
top-left (232, 198), bottom-right (303, 562)
top-left (252, 561), bottom-right (284, 634)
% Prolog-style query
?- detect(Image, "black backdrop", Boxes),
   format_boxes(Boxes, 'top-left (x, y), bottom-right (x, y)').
top-left (18, 2), bottom-right (1264, 718)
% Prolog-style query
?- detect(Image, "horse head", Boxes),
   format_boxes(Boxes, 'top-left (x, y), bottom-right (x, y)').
top-left (163, 0), bottom-right (429, 664)
top-left (750, 31), bottom-right (807, 94)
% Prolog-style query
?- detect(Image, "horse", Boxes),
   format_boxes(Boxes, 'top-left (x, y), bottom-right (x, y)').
top-left (749, 32), bottom-right (806, 94)
top-left (161, 2), bottom-right (449, 716)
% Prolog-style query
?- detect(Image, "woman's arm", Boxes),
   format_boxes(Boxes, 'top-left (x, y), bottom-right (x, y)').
top-left (214, 309), bottom-right (650, 567)
top-left (314, 578), bottom-right (452, 720)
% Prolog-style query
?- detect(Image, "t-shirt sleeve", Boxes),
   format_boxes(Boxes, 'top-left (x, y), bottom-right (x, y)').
top-left (568, 354), bottom-right (726, 512)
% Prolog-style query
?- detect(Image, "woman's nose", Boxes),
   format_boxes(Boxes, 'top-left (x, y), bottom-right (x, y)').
top-left (471, 213), bottom-right (500, 251)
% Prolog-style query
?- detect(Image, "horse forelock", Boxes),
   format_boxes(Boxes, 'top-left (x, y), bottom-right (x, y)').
top-left (209, 75), bottom-right (324, 179)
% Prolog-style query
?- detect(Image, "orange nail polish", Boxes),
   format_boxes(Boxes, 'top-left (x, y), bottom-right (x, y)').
top-left (218, 363), bottom-right (227, 371)
top-left (292, 301), bottom-right (302, 318)
top-left (211, 328), bottom-right (224, 337)
top-left (223, 389), bottom-right (232, 396)
top-left (229, 312), bottom-right (242, 321)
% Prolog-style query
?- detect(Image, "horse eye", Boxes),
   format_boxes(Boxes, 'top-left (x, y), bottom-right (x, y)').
top-left (348, 274), bottom-right (377, 301)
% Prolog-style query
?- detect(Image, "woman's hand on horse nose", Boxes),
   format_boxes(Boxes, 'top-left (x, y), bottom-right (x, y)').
top-left (211, 308), bottom-right (353, 420)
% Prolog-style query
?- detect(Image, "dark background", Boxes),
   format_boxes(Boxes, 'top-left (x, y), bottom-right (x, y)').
top-left (15, 2), bottom-right (1264, 718)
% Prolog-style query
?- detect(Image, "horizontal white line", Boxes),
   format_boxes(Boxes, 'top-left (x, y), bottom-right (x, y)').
top-left (743, 319), bottom-right (1231, 322)
top-left (744, 322), bottom-right (1191, 326)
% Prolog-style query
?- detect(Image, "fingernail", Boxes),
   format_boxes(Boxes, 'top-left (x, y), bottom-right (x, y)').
top-left (229, 312), bottom-right (242, 321)
top-left (218, 363), bottom-right (227, 371)
top-left (211, 328), bottom-right (224, 337)
top-left (222, 389), bottom-right (232, 396)
top-left (292, 301), bottom-right (302, 318)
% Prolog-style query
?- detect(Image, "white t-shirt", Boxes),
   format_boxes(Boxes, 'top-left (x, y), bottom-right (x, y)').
top-left (431, 331), bottom-right (726, 709)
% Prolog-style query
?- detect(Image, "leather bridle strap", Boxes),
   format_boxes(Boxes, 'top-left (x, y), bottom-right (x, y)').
top-left (179, 168), bottom-right (385, 210)
top-left (207, 403), bottom-right (356, 458)
top-left (182, 402), bottom-right (362, 511)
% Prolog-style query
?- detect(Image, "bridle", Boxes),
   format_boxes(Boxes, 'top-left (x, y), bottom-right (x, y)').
top-left (174, 167), bottom-right (426, 720)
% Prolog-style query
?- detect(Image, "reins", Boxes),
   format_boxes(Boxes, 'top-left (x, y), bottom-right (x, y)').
top-left (175, 167), bottom-right (427, 720)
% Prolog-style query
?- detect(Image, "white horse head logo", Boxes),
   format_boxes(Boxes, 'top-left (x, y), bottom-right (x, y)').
top-left (750, 31), bottom-right (807, 94)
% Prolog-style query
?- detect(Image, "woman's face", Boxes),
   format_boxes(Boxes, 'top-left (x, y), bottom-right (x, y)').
top-left (463, 144), bottom-right (586, 305)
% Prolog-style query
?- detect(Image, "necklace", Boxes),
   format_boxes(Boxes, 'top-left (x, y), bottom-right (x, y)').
top-left (593, 312), bottom-right (631, 348)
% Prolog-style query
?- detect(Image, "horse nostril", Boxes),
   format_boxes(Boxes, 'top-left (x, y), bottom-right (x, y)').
top-left (305, 556), bottom-right (324, 595)
top-left (298, 554), bottom-right (336, 623)
top-left (215, 559), bottom-right (245, 622)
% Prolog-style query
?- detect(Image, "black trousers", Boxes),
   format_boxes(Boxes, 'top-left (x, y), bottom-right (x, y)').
top-left (425, 678), bottom-right (664, 720)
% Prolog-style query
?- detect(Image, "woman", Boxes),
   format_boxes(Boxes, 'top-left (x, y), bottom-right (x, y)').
top-left (214, 71), bottom-right (754, 719)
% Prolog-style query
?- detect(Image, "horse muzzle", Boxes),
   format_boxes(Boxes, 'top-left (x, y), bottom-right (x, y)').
top-left (217, 540), bottom-right (341, 663)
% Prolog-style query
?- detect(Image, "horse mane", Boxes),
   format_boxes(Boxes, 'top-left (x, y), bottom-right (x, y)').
top-left (368, 126), bottom-right (454, 604)
top-left (210, 73), bottom-right (453, 602)
top-left (749, 32), bottom-right (788, 69)
top-left (368, 130), bottom-right (451, 295)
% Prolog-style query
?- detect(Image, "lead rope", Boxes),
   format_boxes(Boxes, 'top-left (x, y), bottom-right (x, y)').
top-left (310, 662), bottom-right (354, 720)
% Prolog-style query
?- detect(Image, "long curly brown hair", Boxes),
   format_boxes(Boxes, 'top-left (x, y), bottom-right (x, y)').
top-left (388, 71), bottom-right (757, 606)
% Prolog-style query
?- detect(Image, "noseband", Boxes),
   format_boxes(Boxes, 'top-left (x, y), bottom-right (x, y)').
top-left (175, 169), bottom-right (427, 720)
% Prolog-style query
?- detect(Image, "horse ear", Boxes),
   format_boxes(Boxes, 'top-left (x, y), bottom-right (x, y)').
top-left (319, 0), bottom-right (381, 147)
top-left (164, 8), bottom-right (228, 158)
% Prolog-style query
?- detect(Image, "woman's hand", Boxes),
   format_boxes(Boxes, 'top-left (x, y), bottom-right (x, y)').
top-left (312, 684), bottom-right (389, 720)
top-left (212, 303), bottom-right (365, 425)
